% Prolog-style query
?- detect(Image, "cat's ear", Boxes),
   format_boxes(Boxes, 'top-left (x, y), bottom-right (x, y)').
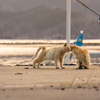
top-left (74, 43), bottom-right (76, 45)
top-left (64, 43), bottom-right (67, 47)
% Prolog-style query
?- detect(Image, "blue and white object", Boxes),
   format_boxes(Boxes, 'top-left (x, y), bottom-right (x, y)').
top-left (73, 30), bottom-right (83, 46)
top-left (98, 16), bottom-right (100, 23)
top-left (99, 16), bottom-right (100, 20)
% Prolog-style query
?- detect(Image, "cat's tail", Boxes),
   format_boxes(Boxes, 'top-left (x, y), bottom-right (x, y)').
top-left (31, 46), bottom-right (46, 60)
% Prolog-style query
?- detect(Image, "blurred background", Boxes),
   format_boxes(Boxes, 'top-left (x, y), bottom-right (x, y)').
top-left (0, 0), bottom-right (100, 39)
top-left (0, 0), bottom-right (100, 66)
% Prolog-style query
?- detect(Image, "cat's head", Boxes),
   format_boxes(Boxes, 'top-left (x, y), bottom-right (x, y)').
top-left (63, 43), bottom-right (70, 52)
top-left (69, 43), bottom-right (77, 51)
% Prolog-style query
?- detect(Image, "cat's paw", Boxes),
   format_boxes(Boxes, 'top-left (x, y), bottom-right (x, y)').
top-left (56, 67), bottom-right (59, 69)
top-left (62, 67), bottom-right (65, 69)
top-left (33, 66), bottom-right (36, 68)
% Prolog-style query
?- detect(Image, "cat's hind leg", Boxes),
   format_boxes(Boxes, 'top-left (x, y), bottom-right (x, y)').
top-left (59, 58), bottom-right (65, 69)
top-left (81, 64), bottom-right (89, 69)
top-left (33, 60), bottom-right (36, 68)
top-left (33, 58), bottom-right (39, 68)
top-left (81, 60), bottom-right (89, 69)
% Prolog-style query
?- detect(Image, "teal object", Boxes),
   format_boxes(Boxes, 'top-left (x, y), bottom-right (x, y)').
top-left (73, 33), bottom-right (83, 46)
top-left (99, 16), bottom-right (100, 20)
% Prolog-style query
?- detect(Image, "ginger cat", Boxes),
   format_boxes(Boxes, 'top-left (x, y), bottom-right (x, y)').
top-left (69, 44), bottom-right (90, 69)
top-left (31, 43), bottom-right (70, 69)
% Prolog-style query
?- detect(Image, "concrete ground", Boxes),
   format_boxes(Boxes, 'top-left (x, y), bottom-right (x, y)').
top-left (0, 65), bottom-right (100, 100)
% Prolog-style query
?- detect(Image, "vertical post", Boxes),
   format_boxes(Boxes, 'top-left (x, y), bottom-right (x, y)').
top-left (66, 0), bottom-right (71, 64)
